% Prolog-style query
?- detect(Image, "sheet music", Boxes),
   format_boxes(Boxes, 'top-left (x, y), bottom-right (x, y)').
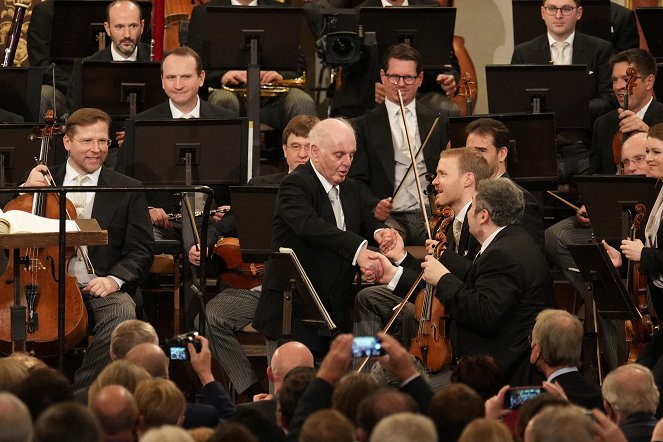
top-left (279, 247), bottom-right (337, 330)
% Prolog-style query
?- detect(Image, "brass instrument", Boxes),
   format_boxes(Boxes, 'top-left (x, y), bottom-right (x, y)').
top-left (2, 3), bottom-right (29, 67)
top-left (209, 74), bottom-right (306, 98)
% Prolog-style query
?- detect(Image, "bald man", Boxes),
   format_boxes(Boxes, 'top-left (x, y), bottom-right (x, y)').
top-left (90, 385), bottom-right (139, 442)
top-left (125, 343), bottom-right (169, 379)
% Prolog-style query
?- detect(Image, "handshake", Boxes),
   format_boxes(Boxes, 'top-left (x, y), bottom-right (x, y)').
top-left (357, 228), bottom-right (404, 284)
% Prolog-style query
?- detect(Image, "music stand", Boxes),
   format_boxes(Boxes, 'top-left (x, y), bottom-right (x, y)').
top-left (575, 175), bottom-right (659, 243)
top-left (0, 68), bottom-right (44, 122)
top-left (486, 64), bottom-right (590, 130)
top-left (229, 185), bottom-right (279, 263)
top-left (635, 8), bottom-right (663, 59)
top-left (50, 0), bottom-right (153, 61)
top-left (447, 112), bottom-right (558, 183)
top-left (512, 0), bottom-right (611, 46)
top-left (357, 7), bottom-right (456, 70)
top-left (71, 61), bottom-right (165, 118)
top-left (0, 124), bottom-right (56, 187)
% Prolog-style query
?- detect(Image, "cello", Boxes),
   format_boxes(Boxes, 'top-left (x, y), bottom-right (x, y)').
top-left (0, 111), bottom-right (88, 356)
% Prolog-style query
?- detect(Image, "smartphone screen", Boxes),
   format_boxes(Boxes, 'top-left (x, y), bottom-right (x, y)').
top-left (351, 336), bottom-right (384, 358)
top-left (504, 386), bottom-right (543, 410)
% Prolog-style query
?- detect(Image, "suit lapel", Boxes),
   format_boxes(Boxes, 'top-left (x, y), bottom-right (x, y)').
top-left (90, 168), bottom-right (121, 228)
top-left (571, 34), bottom-right (589, 66)
top-left (417, 105), bottom-right (439, 172)
top-left (371, 106), bottom-right (397, 188)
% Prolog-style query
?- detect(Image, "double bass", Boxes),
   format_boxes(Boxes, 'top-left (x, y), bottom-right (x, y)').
top-left (0, 112), bottom-right (88, 356)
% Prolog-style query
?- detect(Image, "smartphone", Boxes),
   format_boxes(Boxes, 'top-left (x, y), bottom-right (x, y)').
top-left (503, 386), bottom-right (543, 410)
top-left (351, 336), bottom-right (385, 358)
top-left (169, 345), bottom-right (189, 361)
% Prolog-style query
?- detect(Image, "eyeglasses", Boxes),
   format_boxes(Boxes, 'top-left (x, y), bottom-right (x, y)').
top-left (383, 74), bottom-right (419, 85)
top-left (285, 143), bottom-right (309, 151)
top-left (543, 5), bottom-right (576, 16)
top-left (621, 155), bottom-right (646, 169)
top-left (71, 137), bottom-right (112, 147)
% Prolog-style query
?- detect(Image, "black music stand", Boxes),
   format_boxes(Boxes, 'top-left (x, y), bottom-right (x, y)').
top-left (0, 68), bottom-right (44, 122)
top-left (270, 248), bottom-right (339, 338)
top-left (49, 0), bottom-right (153, 61)
top-left (575, 175), bottom-right (659, 243)
top-left (0, 124), bottom-right (56, 187)
top-left (486, 64), bottom-right (590, 131)
top-left (447, 112), bottom-right (558, 183)
top-left (229, 185), bottom-right (279, 263)
top-left (512, 0), bottom-right (611, 47)
top-left (635, 8), bottom-right (663, 60)
top-left (201, 6), bottom-right (305, 177)
top-left (357, 7), bottom-right (456, 70)
top-left (70, 61), bottom-right (165, 118)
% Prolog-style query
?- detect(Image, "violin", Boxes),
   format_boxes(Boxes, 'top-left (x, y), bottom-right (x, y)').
top-left (456, 72), bottom-right (476, 117)
top-left (213, 237), bottom-right (264, 290)
top-left (0, 111), bottom-right (88, 356)
top-left (612, 67), bottom-right (638, 171)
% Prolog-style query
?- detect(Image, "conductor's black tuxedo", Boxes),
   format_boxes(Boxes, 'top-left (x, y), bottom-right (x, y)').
top-left (511, 32), bottom-right (616, 120)
top-left (253, 161), bottom-right (384, 353)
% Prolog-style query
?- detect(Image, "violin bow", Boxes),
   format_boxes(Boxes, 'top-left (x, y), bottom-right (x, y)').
top-left (182, 192), bottom-right (201, 251)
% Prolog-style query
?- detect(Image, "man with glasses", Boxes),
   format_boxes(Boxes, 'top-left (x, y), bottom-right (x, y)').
top-left (590, 49), bottom-right (663, 174)
top-left (21, 107), bottom-right (154, 389)
top-left (350, 43), bottom-right (450, 246)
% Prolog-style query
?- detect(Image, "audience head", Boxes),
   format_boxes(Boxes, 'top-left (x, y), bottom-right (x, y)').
top-left (465, 118), bottom-right (511, 178)
top-left (609, 49), bottom-right (657, 114)
top-left (646, 123), bottom-right (663, 180)
top-left (104, 0), bottom-right (144, 59)
top-left (63, 108), bottom-right (112, 175)
top-left (208, 422), bottom-right (258, 442)
top-left (90, 385), bottom-right (138, 442)
top-left (621, 132), bottom-right (649, 175)
top-left (269, 341), bottom-right (314, 393)
top-left (332, 372), bottom-right (381, 425)
top-left (0, 392), bottom-right (32, 442)
top-left (524, 404), bottom-right (592, 442)
top-left (428, 383), bottom-right (485, 442)
top-left (369, 412), bottom-right (437, 442)
top-left (380, 43), bottom-right (423, 106)
top-left (134, 379), bottom-right (186, 435)
top-left (356, 388), bottom-right (419, 442)
top-left (160, 47), bottom-right (205, 113)
top-left (124, 342), bottom-right (169, 378)
top-left (276, 366), bottom-right (317, 431)
top-left (308, 118), bottom-right (356, 186)
top-left (281, 115), bottom-right (319, 173)
top-left (458, 418), bottom-right (513, 442)
top-left (300, 409), bottom-right (355, 442)
top-left (515, 393), bottom-right (569, 442)
top-left (33, 401), bottom-right (101, 442)
top-left (434, 147), bottom-right (491, 213)
top-left (530, 309), bottom-right (583, 375)
top-left (0, 356), bottom-right (29, 392)
top-left (140, 425), bottom-right (194, 442)
top-left (7, 352), bottom-right (48, 372)
top-left (471, 178), bottom-right (524, 236)
top-left (540, 0), bottom-right (582, 41)
top-left (231, 407), bottom-right (285, 442)
top-left (88, 360), bottom-right (151, 404)
top-left (110, 319), bottom-right (158, 360)
top-left (188, 427), bottom-right (215, 442)
top-left (450, 354), bottom-right (505, 401)
top-left (602, 363), bottom-right (659, 422)
top-left (15, 367), bottom-right (73, 420)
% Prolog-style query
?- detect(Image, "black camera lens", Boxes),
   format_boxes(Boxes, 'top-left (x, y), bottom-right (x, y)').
top-left (332, 36), bottom-right (354, 57)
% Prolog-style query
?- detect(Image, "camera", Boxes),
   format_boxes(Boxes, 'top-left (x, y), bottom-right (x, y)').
top-left (316, 10), bottom-right (362, 66)
top-left (161, 331), bottom-right (202, 361)
top-left (351, 336), bottom-right (385, 358)
top-left (503, 386), bottom-right (543, 410)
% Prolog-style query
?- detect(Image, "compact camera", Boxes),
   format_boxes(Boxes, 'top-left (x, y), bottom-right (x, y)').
top-left (161, 331), bottom-right (202, 361)
top-left (503, 386), bottom-right (544, 410)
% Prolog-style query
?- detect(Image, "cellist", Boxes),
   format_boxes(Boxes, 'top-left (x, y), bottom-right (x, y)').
top-left (19, 108), bottom-right (154, 389)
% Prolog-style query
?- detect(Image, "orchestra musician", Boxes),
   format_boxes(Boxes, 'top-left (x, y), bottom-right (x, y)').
top-left (20, 108), bottom-right (154, 389)
top-left (370, 178), bottom-right (556, 386)
top-left (590, 49), bottom-right (663, 175)
top-left (85, 0), bottom-right (150, 62)
top-left (350, 44), bottom-right (452, 246)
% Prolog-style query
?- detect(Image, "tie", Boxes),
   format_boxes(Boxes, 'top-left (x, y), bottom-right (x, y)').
top-left (181, 113), bottom-right (193, 119)
top-left (453, 218), bottom-right (462, 253)
top-left (69, 174), bottom-right (89, 217)
top-left (328, 187), bottom-right (344, 230)
top-left (397, 108), bottom-right (415, 153)
top-left (552, 41), bottom-right (569, 65)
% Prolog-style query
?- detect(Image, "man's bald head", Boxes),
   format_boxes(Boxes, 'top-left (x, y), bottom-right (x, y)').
top-left (621, 132), bottom-right (649, 176)
top-left (269, 341), bottom-right (314, 392)
top-left (91, 385), bottom-right (139, 441)
top-left (125, 343), bottom-right (169, 379)
top-left (110, 320), bottom-right (158, 360)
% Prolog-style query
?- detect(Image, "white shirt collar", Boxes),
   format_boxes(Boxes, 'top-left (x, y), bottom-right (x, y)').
top-left (310, 161), bottom-right (335, 195)
top-left (547, 366), bottom-right (578, 383)
top-left (384, 97), bottom-right (416, 122)
top-left (231, 0), bottom-right (258, 5)
top-left (456, 201), bottom-right (471, 223)
top-left (64, 160), bottom-right (101, 185)
top-left (110, 44), bottom-right (138, 62)
top-left (636, 96), bottom-right (654, 120)
top-left (478, 225), bottom-right (506, 255)
top-left (381, 0), bottom-right (408, 5)
top-left (169, 96), bottom-right (201, 119)
top-left (546, 31), bottom-right (575, 49)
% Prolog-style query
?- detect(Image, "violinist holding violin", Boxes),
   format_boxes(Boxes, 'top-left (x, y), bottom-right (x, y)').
top-left (22, 108), bottom-right (154, 389)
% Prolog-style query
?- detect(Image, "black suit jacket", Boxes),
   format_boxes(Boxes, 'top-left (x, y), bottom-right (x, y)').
top-left (253, 162), bottom-right (384, 353)
top-left (398, 225), bottom-right (555, 386)
top-left (511, 32), bottom-right (616, 120)
top-left (84, 42), bottom-right (152, 62)
top-left (590, 99), bottom-right (663, 174)
top-left (51, 164), bottom-right (154, 291)
top-left (550, 370), bottom-right (603, 410)
top-left (0, 109), bottom-right (24, 123)
top-left (610, 2), bottom-right (639, 52)
top-left (350, 102), bottom-right (448, 208)
top-left (503, 172), bottom-right (545, 250)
